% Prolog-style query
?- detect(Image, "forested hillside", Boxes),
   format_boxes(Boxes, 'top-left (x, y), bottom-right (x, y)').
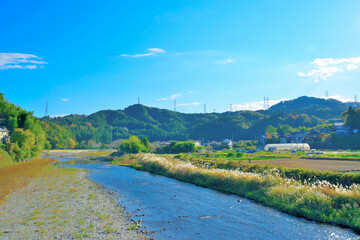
top-left (47, 101), bottom-right (327, 146)
top-left (0, 93), bottom-right (46, 164)
top-left (269, 96), bottom-right (348, 119)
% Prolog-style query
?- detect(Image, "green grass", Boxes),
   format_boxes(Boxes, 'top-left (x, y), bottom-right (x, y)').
top-left (127, 223), bottom-right (138, 230)
top-left (0, 148), bottom-right (16, 168)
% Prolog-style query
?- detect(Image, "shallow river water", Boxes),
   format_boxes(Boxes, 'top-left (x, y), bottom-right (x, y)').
top-left (57, 157), bottom-right (359, 240)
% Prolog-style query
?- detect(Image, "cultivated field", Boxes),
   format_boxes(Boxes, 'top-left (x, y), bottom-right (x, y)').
top-left (251, 158), bottom-right (360, 172)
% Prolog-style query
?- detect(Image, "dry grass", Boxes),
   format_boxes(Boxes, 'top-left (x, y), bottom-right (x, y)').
top-left (251, 158), bottom-right (360, 172)
top-left (0, 158), bottom-right (55, 204)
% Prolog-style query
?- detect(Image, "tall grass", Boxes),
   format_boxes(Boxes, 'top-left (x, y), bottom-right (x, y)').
top-left (115, 154), bottom-right (360, 233)
top-left (0, 158), bottom-right (55, 203)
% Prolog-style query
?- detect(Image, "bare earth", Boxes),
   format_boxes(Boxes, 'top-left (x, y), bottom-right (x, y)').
top-left (252, 158), bottom-right (360, 172)
top-left (0, 166), bottom-right (147, 239)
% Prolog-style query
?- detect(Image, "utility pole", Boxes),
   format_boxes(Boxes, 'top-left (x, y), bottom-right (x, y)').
top-left (204, 104), bottom-right (206, 114)
top-left (45, 101), bottom-right (48, 116)
top-left (230, 104), bottom-right (232, 111)
top-left (174, 99), bottom-right (176, 111)
top-left (138, 96), bottom-right (140, 104)
top-left (326, 90), bottom-right (328, 99)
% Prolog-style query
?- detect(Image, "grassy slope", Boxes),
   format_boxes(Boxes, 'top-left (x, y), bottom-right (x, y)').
top-left (0, 149), bottom-right (16, 168)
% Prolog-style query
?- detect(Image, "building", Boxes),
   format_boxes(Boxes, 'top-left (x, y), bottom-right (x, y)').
top-left (257, 134), bottom-right (267, 146)
top-left (264, 143), bottom-right (310, 152)
top-left (0, 127), bottom-right (10, 143)
top-left (221, 139), bottom-right (233, 149)
top-left (333, 122), bottom-right (351, 136)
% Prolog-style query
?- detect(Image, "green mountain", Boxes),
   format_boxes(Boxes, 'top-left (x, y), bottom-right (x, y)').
top-left (268, 96), bottom-right (348, 119)
top-left (46, 98), bottom-right (334, 146)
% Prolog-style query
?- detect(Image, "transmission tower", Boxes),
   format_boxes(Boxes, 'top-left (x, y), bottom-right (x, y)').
top-left (355, 95), bottom-right (358, 108)
top-left (204, 104), bottom-right (206, 114)
top-left (264, 97), bottom-right (266, 109)
top-left (230, 104), bottom-right (232, 111)
top-left (326, 90), bottom-right (328, 99)
top-left (45, 101), bottom-right (48, 116)
top-left (174, 99), bottom-right (176, 111)
top-left (138, 96), bottom-right (140, 104)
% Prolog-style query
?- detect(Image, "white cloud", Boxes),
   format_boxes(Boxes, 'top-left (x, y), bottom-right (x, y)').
top-left (215, 58), bottom-right (234, 64)
top-left (170, 93), bottom-right (182, 100)
top-left (298, 56), bottom-right (360, 82)
top-left (61, 98), bottom-right (70, 102)
top-left (148, 48), bottom-right (164, 53)
top-left (156, 98), bottom-right (168, 101)
top-left (320, 95), bottom-right (353, 102)
top-left (0, 53), bottom-right (47, 70)
top-left (50, 114), bottom-right (69, 118)
top-left (177, 102), bottom-right (201, 107)
top-left (121, 48), bottom-right (165, 58)
top-left (188, 91), bottom-right (193, 94)
top-left (232, 99), bottom-right (289, 111)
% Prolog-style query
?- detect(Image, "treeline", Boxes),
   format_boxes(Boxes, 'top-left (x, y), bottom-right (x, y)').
top-left (0, 94), bottom-right (46, 162)
top-left (46, 104), bottom-right (326, 147)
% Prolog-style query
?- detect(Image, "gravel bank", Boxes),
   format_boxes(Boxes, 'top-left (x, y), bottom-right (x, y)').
top-left (0, 166), bottom-right (148, 239)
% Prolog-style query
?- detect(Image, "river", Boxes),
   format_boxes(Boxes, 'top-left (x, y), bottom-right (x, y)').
top-left (55, 155), bottom-right (359, 240)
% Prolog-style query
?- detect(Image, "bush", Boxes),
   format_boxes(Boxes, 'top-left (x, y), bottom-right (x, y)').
top-left (227, 152), bottom-right (235, 158)
top-left (118, 136), bottom-right (148, 154)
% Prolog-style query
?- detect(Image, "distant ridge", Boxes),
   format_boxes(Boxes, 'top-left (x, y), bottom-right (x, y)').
top-left (45, 96), bottom-right (352, 142)
top-left (268, 96), bottom-right (348, 119)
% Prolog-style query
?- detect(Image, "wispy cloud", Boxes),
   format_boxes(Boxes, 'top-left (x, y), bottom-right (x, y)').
top-left (320, 95), bottom-right (353, 102)
top-left (121, 48), bottom-right (165, 58)
top-left (157, 93), bottom-right (185, 102)
top-left (61, 98), bottom-right (70, 102)
top-left (232, 99), bottom-right (288, 111)
top-left (0, 53), bottom-right (47, 70)
top-left (297, 56), bottom-right (360, 82)
top-left (177, 102), bottom-right (201, 107)
top-left (188, 91), bottom-right (193, 94)
top-left (50, 114), bottom-right (69, 118)
top-left (215, 58), bottom-right (234, 64)
top-left (170, 93), bottom-right (182, 100)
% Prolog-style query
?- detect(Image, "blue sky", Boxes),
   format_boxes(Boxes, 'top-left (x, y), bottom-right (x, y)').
top-left (1, 0), bottom-right (360, 117)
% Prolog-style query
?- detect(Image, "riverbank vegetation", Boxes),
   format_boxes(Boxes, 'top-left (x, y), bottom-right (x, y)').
top-left (0, 93), bottom-right (46, 165)
top-left (113, 153), bottom-right (360, 233)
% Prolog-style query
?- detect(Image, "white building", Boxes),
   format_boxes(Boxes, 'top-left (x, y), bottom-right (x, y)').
top-left (0, 127), bottom-right (10, 143)
top-left (264, 143), bottom-right (310, 152)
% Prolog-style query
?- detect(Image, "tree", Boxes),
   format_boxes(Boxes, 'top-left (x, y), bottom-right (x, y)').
top-left (265, 125), bottom-right (277, 137)
top-left (141, 137), bottom-right (150, 150)
top-left (277, 124), bottom-right (293, 135)
top-left (118, 136), bottom-right (146, 154)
